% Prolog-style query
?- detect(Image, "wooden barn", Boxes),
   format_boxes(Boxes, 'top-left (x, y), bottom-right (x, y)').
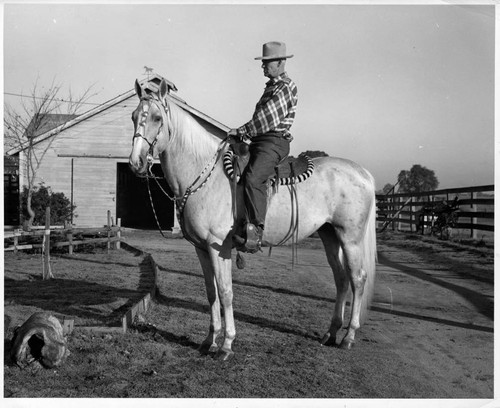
top-left (6, 74), bottom-right (229, 228)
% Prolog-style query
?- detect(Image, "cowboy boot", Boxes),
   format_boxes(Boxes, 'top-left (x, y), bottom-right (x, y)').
top-left (244, 223), bottom-right (263, 254)
top-left (232, 220), bottom-right (247, 248)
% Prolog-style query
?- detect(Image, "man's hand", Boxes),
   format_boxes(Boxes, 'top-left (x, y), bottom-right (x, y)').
top-left (227, 129), bottom-right (251, 146)
top-left (227, 129), bottom-right (242, 144)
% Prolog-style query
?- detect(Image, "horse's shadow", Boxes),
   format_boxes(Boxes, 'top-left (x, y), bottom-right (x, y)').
top-left (154, 292), bottom-right (320, 343)
top-left (155, 260), bottom-right (493, 351)
top-left (4, 257), bottom-right (155, 327)
top-left (377, 252), bottom-right (494, 321)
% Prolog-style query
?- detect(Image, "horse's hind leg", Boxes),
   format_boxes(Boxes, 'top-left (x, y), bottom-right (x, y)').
top-left (195, 247), bottom-right (222, 355)
top-left (318, 224), bottom-right (349, 347)
top-left (339, 242), bottom-right (367, 349)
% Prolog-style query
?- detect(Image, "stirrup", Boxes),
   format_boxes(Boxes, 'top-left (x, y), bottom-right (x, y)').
top-left (233, 223), bottom-right (262, 254)
top-left (244, 223), bottom-right (262, 254)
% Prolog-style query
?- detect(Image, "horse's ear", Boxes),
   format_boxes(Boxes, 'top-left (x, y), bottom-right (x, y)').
top-left (159, 79), bottom-right (178, 100)
top-left (159, 79), bottom-right (169, 100)
top-left (135, 79), bottom-right (143, 98)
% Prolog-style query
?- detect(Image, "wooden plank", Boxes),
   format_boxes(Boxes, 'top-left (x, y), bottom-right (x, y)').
top-left (455, 223), bottom-right (494, 232)
top-left (458, 198), bottom-right (494, 206)
top-left (116, 219), bottom-right (121, 250)
top-left (5, 236), bottom-right (124, 252)
top-left (4, 244), bottom-right (35, 251)
top-left (67, 231), bottom-right (73, 255)
top-left (43, 207), bottom-right (54, 280)
top-left (456, 211), bottom-right (494, 219)
top-left (376, 218), bottom-right (494, 232)
top-left (383, 210), bottom-right (494, 220)
top-left (77, 326), bottom-right (125, 335)
top-left (376, 184), bottom-right (494, 200)
top-left (14, 226), bottom-right (121, 237)
top-left (107, 210), bottom-right (112, 254)
top-left (379, 198), bottom-right (494, 210)
top-left (51, 236), bottom-right (123, 248)
top-left (378, 198), bottom-right (412, 232)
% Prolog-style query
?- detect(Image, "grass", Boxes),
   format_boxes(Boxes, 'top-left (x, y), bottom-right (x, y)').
top-left (3, 231), bottom-right (494, 398)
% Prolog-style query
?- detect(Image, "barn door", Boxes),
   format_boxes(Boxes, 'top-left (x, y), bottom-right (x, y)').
top-left (4, 173), bottom-right (20, 226)
top-left (116, 163), bottom-right (174, 229)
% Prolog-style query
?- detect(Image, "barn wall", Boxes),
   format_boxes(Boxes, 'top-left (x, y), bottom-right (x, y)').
top-left (55, 101), bottom-right (134, 157)
top-left (73, 158), bottom-right (125, 226)
top-left (20, 98), bottom-right (137, 227)
top-left (17, 91), bottom-right (228, 228)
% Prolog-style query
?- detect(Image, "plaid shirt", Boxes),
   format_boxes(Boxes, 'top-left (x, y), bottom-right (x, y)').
top-left (238, 73), bottom-right (298, 138)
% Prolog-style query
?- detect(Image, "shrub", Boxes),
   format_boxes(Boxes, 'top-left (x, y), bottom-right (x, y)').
top-left (21, 184), bottom-right (76, 226)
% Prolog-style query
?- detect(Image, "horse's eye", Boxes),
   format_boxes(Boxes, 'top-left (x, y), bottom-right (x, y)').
top-left (153, 115), bottom-right (162, 122)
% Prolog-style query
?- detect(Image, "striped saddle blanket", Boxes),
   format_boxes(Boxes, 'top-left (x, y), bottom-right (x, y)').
top-left (223, 146), bottom-right (315, 186)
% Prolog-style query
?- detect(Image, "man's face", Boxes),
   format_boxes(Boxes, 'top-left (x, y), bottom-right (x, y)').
top-left (262, 59), bottom-right (282, 79)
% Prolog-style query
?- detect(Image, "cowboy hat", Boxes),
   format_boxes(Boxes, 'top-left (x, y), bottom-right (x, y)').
top-left (255, 41), bottom-right (294, 60)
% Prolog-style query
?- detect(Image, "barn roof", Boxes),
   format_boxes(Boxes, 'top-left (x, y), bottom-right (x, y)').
top-left (25, 113), bottom-right (79, 139)
top-left (6, 73), bottom-right (229, 156)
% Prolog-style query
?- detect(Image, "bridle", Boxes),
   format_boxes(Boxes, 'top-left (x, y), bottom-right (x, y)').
top-left (132, 95), bottom-right (167, 164)
top-left (131, 94), bottom-right (229, 246)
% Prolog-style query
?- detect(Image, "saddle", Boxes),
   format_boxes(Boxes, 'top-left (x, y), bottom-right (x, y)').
top-left (223, 142), bottom-right (315, 187)
top-left (224, 141), bottom-right (315, 255)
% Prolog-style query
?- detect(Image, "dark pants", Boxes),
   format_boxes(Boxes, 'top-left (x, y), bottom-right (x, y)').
top-left (242, 133), bottom-right (290, 227)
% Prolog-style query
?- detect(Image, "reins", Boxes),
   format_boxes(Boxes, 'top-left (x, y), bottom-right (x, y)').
top-left (270, 166), bottom-right (300, 267)
top-left (144, 133), bottom-right (229, 247)
top-left (175, 137), bottom-right (229, 216)
top-left (136, 95), bottom-right (299, 264)
top-left (135, 94), bottom-right (230, 246)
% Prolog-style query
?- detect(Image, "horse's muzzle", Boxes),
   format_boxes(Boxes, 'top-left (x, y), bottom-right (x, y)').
top-left (129, 154), bottom-right (147, 176)
top-left (129, 134), bottom-right (149, 175)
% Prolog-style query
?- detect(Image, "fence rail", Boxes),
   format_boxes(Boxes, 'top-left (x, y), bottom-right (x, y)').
top-left (376, 184), bottom-right (494, 239)
top-left (4, 210), bottom-right (123, 253)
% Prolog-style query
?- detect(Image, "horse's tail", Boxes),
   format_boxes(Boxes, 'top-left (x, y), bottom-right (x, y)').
top-left (359, 188), bottom-right (378, 325)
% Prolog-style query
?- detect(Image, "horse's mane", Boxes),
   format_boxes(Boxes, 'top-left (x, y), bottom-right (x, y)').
top-left (167, 100), bottom-right (221, 165)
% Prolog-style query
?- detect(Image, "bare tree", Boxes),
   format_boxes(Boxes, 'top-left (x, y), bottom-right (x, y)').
top-left (4, 78), bottom-right (97, 229)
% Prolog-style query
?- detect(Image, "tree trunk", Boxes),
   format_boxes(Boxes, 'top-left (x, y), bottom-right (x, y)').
top-left (26, 187), bottom-right (35, 230)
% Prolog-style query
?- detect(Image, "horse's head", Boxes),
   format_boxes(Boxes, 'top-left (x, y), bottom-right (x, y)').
top-left (129, 79), bottom-right (173, 176)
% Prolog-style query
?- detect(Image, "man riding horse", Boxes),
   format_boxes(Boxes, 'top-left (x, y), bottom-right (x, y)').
top-left (228, 41), bottom-right (298, 252)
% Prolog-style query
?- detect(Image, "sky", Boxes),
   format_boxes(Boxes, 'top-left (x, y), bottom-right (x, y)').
top-left (3, 1), bottom-right (496, 190)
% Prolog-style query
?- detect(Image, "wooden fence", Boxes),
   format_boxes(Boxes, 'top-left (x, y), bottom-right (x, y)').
top-left (4, 209), bottom-right (123, 254)
top-left (376, 184), bottom-right (494, 239)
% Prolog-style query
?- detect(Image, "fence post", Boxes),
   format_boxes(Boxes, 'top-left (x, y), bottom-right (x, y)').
top-left (410, 195), bottom-right (414, 233)
top-left (116, 218), bottom-right (121, 250)
top-left (396, 196), bottom-right (401, 231)
top-left (14, 235), bottom-right (18, 254)
top-left (391, 196), bottom-right (396, 231)
top-left (107, 210), bottom-right (112, 254)
top-left (67, 226), bottom-right (73, 255)
top-left (470, 192), bottom-right (477, 239)
top-left (42, 207), bottom-right (53, 280)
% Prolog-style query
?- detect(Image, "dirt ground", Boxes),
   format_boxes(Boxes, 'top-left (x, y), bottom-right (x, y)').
top-left (3, 229), bottom-right (494, 399)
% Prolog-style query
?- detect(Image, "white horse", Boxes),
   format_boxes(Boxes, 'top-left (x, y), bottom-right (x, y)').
top-left (129, 79), bottom-right (377, 360)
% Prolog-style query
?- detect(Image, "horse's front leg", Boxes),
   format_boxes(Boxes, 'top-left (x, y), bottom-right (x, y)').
top-left (210, 238), bottom-right (236, 360)
top-left (195, 247), bottom-right (222, 355)
top-left (196, 242), bottom-right (236, 361)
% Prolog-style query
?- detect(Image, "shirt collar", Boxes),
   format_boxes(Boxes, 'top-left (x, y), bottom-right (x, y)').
top-left (266, 72), bottom-right (288, 86)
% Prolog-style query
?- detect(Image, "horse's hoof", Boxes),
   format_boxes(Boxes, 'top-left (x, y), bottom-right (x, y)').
top-left (320, 333), bottom-right (336, 347)
top-left (198, 342), bottom-right (218, 355)
top-left (215, 348), bottom-right (234, 361)
top-left (339, 339), bottom-right (355, 350)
